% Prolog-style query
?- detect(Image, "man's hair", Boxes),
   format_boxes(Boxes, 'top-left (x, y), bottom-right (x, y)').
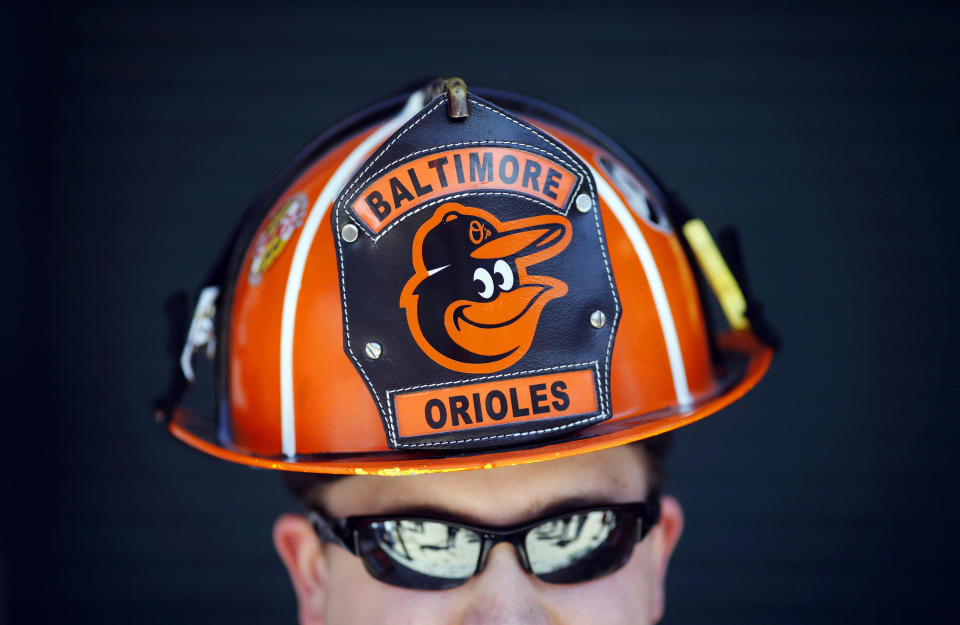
top-left (283, 434), bottom-right (673, 508)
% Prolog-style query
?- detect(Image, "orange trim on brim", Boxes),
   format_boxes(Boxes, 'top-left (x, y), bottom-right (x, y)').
top-left (167, 331), bottom-right (773, 476)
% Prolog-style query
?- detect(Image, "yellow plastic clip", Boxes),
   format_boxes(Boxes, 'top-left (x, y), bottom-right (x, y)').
top-left (682, 219), bottom-right (750, 331)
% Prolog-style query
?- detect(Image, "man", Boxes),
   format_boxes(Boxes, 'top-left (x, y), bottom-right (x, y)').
top-left (274, 443), bottom-right (682, 624)
top-left (157, 77), bottom-right (775, 624)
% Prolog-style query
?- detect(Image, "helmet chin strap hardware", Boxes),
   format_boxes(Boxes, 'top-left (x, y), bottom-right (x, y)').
top-left (154, 286), bottom-right (220, 423)
top-left (424, 76), bottom-right (471, 119)
top-left (179, 286), bottom-right (220, 384)
top-left (667, 191), bottom-right (780, 351)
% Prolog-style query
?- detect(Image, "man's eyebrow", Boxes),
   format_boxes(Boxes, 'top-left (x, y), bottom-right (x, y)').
top-left (530, 495), bottom-right (617, 520)
top-left (377, 495), bottom-right (618, 527)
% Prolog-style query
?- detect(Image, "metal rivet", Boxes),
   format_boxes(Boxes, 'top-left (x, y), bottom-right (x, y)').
top-left (364, 341), bottom-right (382, 360)
top-left (589, 310), bottom-right (606, 329)
top-left (576, 193), bottom-right (592, 213)
top-left (341, 223), bottom-right (359, 243)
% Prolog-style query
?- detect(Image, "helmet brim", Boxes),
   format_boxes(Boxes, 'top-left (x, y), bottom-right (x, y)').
top-left (167, 329), bottom-right (772, 475)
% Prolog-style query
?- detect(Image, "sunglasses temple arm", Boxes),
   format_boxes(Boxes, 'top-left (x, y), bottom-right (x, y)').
top-left (635, 498), bottom-right (662, 542)
top-left (308, 511), bottom-right (354, 553)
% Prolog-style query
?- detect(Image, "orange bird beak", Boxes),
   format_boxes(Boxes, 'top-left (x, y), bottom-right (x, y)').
top-left (444, 285), bottom-right (552, 358)
top-left (442, 220), bottom-right (571, 361)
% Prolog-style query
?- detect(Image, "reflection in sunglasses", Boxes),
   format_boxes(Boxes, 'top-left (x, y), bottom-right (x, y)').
top-left (373, 521), bottom-right (482, 578)
top-left (527, 512), bottom-right (618, 574)
top-left (369, 512), bottom-right (620, 580)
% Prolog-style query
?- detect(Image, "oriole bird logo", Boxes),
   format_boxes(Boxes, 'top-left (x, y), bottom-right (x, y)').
top-left (400, 202), bottom-right (572, 374)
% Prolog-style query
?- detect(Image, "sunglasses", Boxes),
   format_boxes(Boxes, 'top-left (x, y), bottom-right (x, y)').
top-left (308, 495), bottom-right (660, 590)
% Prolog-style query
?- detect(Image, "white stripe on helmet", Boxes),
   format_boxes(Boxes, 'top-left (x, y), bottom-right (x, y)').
top-left (279, 92), bottom-right (426, 458)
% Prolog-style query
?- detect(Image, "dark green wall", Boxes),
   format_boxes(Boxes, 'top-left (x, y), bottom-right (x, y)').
top-left (6, 2), bottom-right (959, 623)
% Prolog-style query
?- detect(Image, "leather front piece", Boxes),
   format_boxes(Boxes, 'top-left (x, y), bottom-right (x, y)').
top-left (331, 93), bottom-right (621, 451)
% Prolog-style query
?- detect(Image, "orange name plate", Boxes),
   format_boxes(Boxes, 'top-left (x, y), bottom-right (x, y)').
top-left (350, 147), bottom-right (578, 235)
top-left (393, 368), bottom-right (598, 438)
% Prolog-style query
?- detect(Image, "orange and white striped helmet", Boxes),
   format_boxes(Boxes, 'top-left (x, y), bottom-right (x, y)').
top-left (156, 77), bottom-right (777, 475)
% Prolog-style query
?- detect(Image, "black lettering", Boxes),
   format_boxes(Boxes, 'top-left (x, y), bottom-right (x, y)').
top-left (550, 380), bottom-right (570, 411)
top-left (522, 160), bottom-right (541, 191)
top-left (390, 177), bottom-right (415, 208)
top-left (449, 395), bottom-right (472, 426)
top-left (365, 191), bottom-right (391, 220)
top-left (408, 167), bottom-right (432, 196)
top-left (529, 383), bottom-right (550, 415)
top-left (486, 390), bottom-right (507, 420)
top-left (453, 154), bottom-right (466, 184)
top-left (543, 168), bottom-right (562, 200)
top-left (469, 152), bottom-right (494, 183)
top-left (427, 157), bottom-right (449, 188)
top-left (425, 399), bottom-right (447, 429)
top-left (472, 392), bottom-right (484, 423)
top-left (509, 387), bottom-right (530, 417)
top-left (499, 154), bottom-right (519, 184)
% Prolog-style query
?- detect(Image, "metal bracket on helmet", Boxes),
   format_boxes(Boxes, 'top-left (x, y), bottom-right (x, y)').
top-left (667, 193), bottom-right (780, 351)
top-left (179, 286), bottom-right (220, 384)
top-left (423, 76), bottom-right (471, 119)
top-left (681, 219), bottom-right (750, 331)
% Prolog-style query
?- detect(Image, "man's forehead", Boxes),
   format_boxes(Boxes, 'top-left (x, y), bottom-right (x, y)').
top-left (321, 445), bottom-right (650, 525)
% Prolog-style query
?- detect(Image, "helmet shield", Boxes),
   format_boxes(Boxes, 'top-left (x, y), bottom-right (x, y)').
top-left (332, 94), bottom-right (620, 452)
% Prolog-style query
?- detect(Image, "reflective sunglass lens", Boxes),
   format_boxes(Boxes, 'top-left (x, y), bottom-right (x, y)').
top-left (526, 510), bottom-right (635, 583)
top-left (356, 520), bottom-right (482, 589)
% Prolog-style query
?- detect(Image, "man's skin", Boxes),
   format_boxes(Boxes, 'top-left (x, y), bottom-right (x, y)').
top-left (274, 445), bottom-right (684, 625)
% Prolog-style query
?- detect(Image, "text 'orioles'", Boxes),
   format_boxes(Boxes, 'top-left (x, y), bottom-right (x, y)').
top-left (393, 368), bottom-right (598, 438)
top-left (350, 147), bottom-right (578, 234)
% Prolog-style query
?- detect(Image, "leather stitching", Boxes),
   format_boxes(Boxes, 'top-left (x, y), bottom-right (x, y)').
top-left (387, 361), bottom-right (598, 394)
top-left (334, 94), bottom-right (621, 450)
top-left (334, 206), bottom-right (390, 441)
top-left (342, 139), bottom-right (585, 237)
top-left (467, 98), bottom-right (620, 448)
top-left (338, 99), bottom-right (445, 209)
top-left (387, 361), bottom-right (605, 447)
top-left (334, 99), bottom-right (447, 447)
top-left (360, 190), bottom-right (562, 242)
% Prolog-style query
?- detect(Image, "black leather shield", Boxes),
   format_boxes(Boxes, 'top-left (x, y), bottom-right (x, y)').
top-left (331, 92), bottom-right (621, 451)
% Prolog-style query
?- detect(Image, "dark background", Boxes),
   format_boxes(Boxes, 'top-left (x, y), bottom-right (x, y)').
top-left (5, 1), bottom-right (959, 623)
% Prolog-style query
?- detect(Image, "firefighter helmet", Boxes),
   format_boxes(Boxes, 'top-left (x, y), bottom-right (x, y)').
top-left (156, 77), bottom-right (777, 475)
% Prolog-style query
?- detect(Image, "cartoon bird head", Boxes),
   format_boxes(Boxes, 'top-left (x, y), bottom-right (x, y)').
top-left (400, 202), bottom-right (572, 374)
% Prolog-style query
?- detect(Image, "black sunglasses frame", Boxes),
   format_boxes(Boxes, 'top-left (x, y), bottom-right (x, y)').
top-left (309, 495), bottom-right (661, 590)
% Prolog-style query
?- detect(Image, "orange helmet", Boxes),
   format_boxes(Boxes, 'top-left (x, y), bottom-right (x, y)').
top-left (156, 78), bottom-right (777, 475)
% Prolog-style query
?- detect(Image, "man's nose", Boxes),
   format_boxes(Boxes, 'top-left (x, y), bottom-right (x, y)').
top-left (455, 542), bottom-right (552, 625)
